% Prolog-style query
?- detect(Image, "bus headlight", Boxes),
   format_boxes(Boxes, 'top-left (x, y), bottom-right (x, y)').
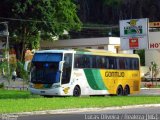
top-left (52, 85), bottom-right (61, 88)
top-left (29, 83), bottom-right (34, 88)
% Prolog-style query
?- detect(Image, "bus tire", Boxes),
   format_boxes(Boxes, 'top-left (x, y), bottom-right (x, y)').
top-left (73, 85), bottom-right (81, 97)
top-left (124, 85), bottom-right (130, 96)
top-left (116, 85), bottom-right (123, 96)
top-left (43, 95), bottom-right (53, 98)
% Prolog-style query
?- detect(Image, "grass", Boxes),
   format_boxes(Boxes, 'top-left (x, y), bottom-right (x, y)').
top-left (0, 89), bottom-right (160, 113)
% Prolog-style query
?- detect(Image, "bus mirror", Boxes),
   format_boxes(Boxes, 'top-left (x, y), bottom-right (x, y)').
top-left (59, 61), bottom-right (64, 72)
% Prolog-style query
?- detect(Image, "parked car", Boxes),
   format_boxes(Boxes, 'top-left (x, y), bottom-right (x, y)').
top-left (144, 72), bottom-right (160, 81)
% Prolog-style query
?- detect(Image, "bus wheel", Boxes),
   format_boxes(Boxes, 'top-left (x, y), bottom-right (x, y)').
top-left (43, 95), bottom-right (53, 98)
top-left (124, 85), bottom-right (130, 96)
top-left (73, 86), bottom-right (81, 97)
top-left (116, 85), bottom-right (123, 96)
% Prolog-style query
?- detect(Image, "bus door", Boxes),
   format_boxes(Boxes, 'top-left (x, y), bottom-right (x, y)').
top-left (61, 53), bottom-right (73, 84)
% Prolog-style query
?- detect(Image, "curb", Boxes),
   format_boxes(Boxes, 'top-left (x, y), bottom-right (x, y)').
top-left (141, 88), bottom-right (160, 90)
top-left (14, 104), bottom-right (160, 116)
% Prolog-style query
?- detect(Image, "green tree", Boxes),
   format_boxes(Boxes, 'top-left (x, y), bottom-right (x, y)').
top-left (102, 0), bottom-right (123, 22)
top-left (134, 50), bottom-right (145, 66)
top-left (0, 0), bottom-right (82, 61)
top-left (149, 62), bottom-right (160, 86)
top-left (103, 0), bottom-right (122, 6)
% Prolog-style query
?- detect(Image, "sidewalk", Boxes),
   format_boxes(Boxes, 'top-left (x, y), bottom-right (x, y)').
top-left (0, 76), bottom-right (28, 90)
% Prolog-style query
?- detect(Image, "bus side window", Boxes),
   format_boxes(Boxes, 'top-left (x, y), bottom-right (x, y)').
top-left (105, 57), bottom-right (109, 69)
top-left (108, 57), bottom-right (116, 69)
top-left (96, 56), bottom-right (102, 68)
top-left (88, 55), bottom-right (92, 68)
top-left (125, 58), bottom-right (130, 69)
top-left (100, 56), bottom-right (106, 69)
top-left (81, 55), bottom-right (85, 68)
top-left (74, 54), bottom-right (91, 68)
top-left (84, 55), bottom-right (90, 68)
top-left (133, 58), bottom-right (139, 70)
top-left (116, 58), bottom-right (120, 69)
top-left (130, 58), bottom-right (133, 70)
top-left (119, 57), bottom-right (125, 69)
top-left (92, 56), bottom-right (97, 68)
top-left (74, 55), bottom-right (79, 68)
top-left (77, 55), bottom-right (83, 68)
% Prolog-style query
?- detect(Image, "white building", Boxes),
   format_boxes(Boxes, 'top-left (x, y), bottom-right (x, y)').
top-left (40, 37), bottom-right (132, 54)
top-left (145, 31), bottom-right (160, 67)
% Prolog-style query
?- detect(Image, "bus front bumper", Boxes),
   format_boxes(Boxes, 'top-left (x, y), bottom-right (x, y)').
top-left (29, 87), bottom-right (66, 96)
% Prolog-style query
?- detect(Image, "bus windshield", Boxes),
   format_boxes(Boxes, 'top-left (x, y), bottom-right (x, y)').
top-left (31, 53), bottom-right (62, 84)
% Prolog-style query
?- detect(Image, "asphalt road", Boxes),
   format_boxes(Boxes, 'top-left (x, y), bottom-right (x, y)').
top-left (137, 88), bottom-right (160, 96)
top-left (17, 106), bottom-right (160, 120)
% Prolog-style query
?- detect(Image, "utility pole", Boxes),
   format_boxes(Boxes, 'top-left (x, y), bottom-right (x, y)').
top-left (0, 22), bottom-right (10, 81)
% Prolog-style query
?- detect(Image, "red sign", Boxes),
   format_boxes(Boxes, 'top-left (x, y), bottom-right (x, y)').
top-left (150, 43), bottom-right (160, 49)
top-left (129, 38), bottom-right (139, 48)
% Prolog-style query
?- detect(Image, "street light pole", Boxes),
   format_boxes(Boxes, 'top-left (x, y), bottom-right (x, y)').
top-left (0, 22), bottom-right (10, 80)
top-left (5, 23), bottom-right (10, 78)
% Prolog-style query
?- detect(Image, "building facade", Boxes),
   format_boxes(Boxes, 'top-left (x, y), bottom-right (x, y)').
top-left (40, 37), bottom-right (133, 54)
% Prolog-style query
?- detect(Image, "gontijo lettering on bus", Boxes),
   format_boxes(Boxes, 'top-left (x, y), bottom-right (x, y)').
top-left (105, 71), bottom-right (125, 77)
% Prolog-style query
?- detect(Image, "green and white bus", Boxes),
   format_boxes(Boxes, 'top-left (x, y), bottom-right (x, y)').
top-left (29, 49), bottom-right (141, 96)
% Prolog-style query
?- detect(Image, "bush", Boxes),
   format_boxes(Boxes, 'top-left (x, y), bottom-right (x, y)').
top-left (17, 61), bottom-right (29, 85)
top-left (0, 83), bottom-right (4, 88)
top-left (144, 83), bottom-right (154, 88)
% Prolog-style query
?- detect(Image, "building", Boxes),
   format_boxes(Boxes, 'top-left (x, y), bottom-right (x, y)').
top-left (40, 37), bottom-right (132, 54)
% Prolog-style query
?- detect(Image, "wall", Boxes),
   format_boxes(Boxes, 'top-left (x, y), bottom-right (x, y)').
top-left (40, 37), bottom-right (121, 53)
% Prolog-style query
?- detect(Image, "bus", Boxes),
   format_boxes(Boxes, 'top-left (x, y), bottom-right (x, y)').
top-left (29, 49), bottom-right (141, 97)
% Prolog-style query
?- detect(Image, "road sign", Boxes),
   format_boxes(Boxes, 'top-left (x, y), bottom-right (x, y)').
top-left (120, 18), bottom-right (149, 50)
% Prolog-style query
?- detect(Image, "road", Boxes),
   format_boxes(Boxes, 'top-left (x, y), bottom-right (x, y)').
top-left (15, 106), bottom-right (160, 120)
top-left (139, 88), bottom-right (160, 95)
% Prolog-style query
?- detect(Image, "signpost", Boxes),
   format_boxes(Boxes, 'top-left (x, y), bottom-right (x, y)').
top-left (120, 18), bottom-right (149, 50)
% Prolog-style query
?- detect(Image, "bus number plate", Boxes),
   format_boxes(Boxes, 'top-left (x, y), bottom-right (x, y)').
top-left (40, 91), bottom-right (45, 94)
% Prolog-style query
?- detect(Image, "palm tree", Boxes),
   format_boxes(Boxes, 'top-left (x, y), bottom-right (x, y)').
top-left (149, 61), bottom-right (160, 86)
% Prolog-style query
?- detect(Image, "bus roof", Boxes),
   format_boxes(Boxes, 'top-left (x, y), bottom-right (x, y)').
top-left (35, 49), bottom-right (74, 54)
top-left (75, 49), bottom-right (139, 58)
top-left (35, 49), bottom-right (139, 58)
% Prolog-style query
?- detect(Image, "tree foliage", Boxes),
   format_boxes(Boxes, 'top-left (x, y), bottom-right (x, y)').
top-left (77, 0), bottom-right (160, 24)
top-left (103, 0), bottom-right (123, 7)
top-left (134, 50), bottom-right (145, 66)
top-left (0, 0), bottom-right (82, 61)
top-left (149, 62), bottom-right (160, 86)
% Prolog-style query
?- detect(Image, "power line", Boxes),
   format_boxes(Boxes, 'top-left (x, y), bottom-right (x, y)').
top-left (0, 17), bottom-right (48, 23)
top-left (0, 17), bottom-right (120, 30)
top-left (82, 25), bottom-right (119, 29)
top-left (0, 17), bottom-right (79, 25)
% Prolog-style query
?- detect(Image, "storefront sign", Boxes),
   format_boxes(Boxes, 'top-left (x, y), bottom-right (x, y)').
top-left (149, 31), bottom-right (160, 49)
top-left (129, 38), bottom-right (139, 48)
top-left (120, 18), bottom-right (149, 50)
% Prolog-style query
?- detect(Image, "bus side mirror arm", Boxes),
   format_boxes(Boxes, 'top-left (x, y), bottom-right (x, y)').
top-left (59, 61), bottom-right (64, 72)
